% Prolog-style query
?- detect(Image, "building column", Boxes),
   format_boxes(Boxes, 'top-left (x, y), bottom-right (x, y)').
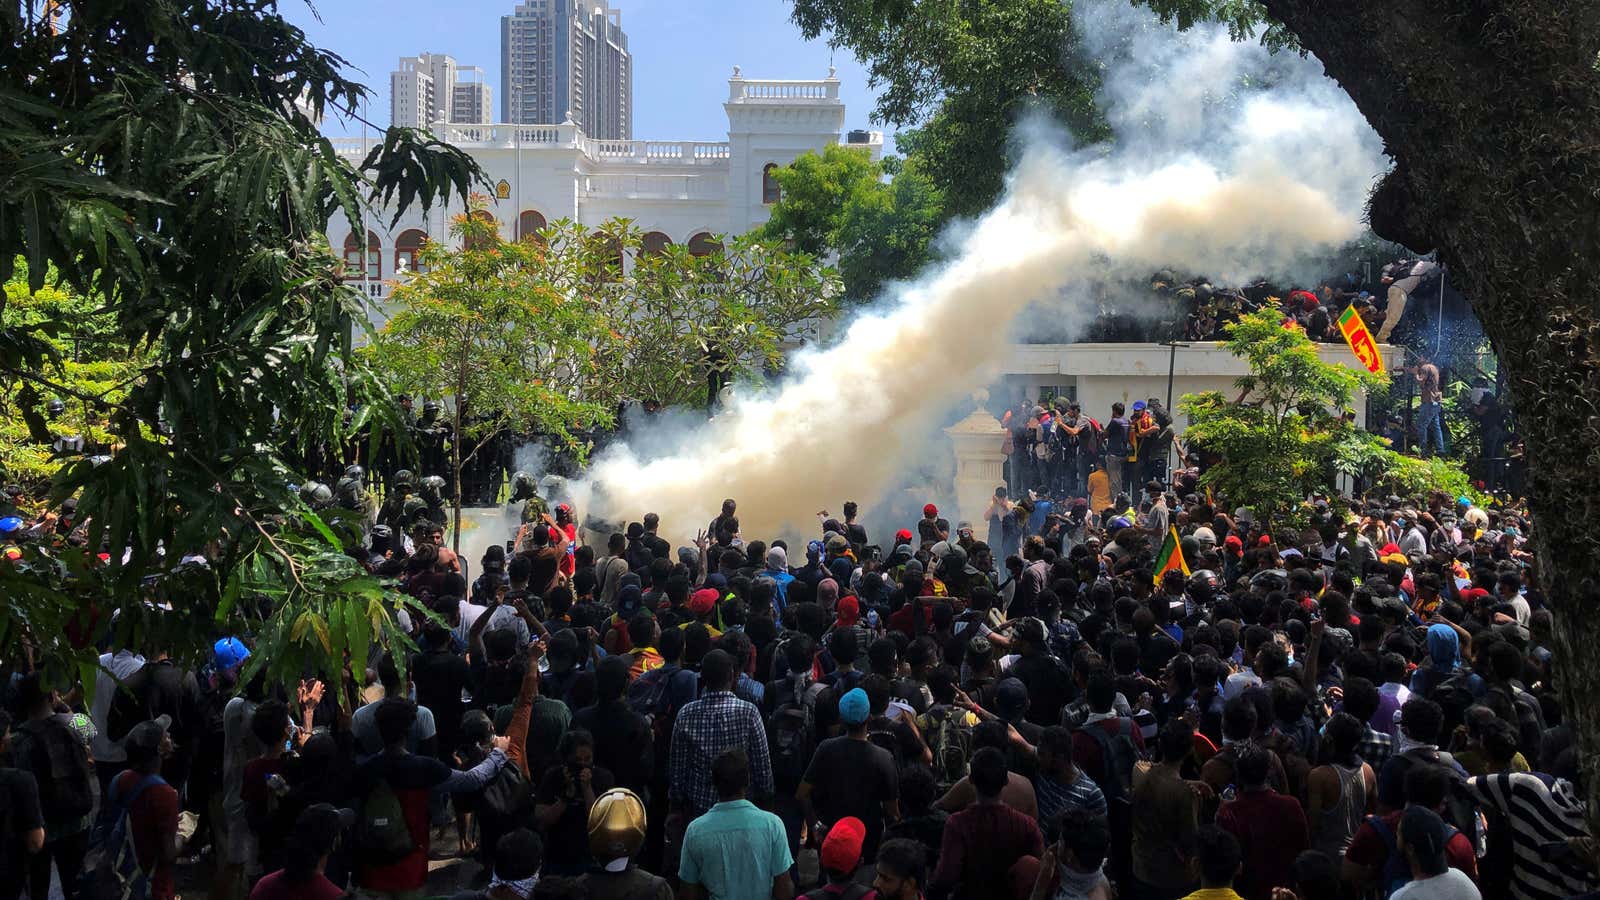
top-left (943, 405), bottom-right (1009, 530)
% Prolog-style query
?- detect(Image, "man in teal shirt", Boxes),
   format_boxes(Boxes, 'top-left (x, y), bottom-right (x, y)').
top-left (679, 747), bottom-right (794, 900)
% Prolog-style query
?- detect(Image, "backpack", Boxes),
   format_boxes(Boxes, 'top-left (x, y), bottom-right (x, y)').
top-left (1082, 718), bottom-right (1140, 804)
top-left (479, 760), bottom-right (532, 821)
top-left (925, 705), bottom-right (973, 788)
top-left (867, 718), bottom-right (906, 770)
top-left (354, 778), bottom-right (415, 863)
top-left (78, 773), bottom-right (167, 900)
top-left (1366, 813), bottom-right (1458, 899)
top-left (767, 680), bottom-right (824, 784)
top-left (944, 610), bottom-right (987, 668)
top-left (19, 716), bottom-right (95, 825)
top-left (627, 662), bottom-right (680, 722)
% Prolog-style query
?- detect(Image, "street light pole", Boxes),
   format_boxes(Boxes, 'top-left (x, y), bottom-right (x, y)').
top-left (1160, 339), bottom-right (1190, 477)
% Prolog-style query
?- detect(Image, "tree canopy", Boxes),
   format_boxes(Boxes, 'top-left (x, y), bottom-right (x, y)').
top-left (791, 0), bottom-right (1108, 218)
top-left (1180, 310), bottom-right (1469, 529)
top-left (761, 146), bottom-right (943, 303)
top-left (0, 0), bottom-right (482, 689)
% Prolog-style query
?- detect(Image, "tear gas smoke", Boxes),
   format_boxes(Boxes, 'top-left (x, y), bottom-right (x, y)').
top-left (574, 0), bottom-right (1387, 543)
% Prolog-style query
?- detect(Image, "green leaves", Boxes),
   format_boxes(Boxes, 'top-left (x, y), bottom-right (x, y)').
top-left (761, 147), bottom-right (944, 304)
top-left (0, 1), bottom-right (489, 695)
top-left (1180, 310), bottom-right (1468, 528)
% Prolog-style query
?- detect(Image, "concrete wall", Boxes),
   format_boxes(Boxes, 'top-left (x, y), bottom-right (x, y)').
top-left (997, 341), bottom-right (1403, 430)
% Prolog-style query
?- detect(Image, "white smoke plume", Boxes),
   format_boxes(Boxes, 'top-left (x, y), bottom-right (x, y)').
top-left (575, 0), bottom-right (1386, 543)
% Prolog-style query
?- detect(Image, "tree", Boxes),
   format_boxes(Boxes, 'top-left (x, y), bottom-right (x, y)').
top-left (575, 221), bottom-right (841, 409)
top-left (1133, 0), bottom-right (1600, 831)
top-left (791, 0), bottom-right (1109, 217)
top-left (366, 198), bottom-right (614, 552)
top-left (1180, 310), bottom-right (1468, 529)
top-left (1, 1), bottom-right (479, 692)
top-left (0, 262), bottom-right (144, 490)
top-left (834, 156), bottom-right (945, 302)
top-left (761, 144), bottom-right (880, 256)
top-left (762, 148), bottom-right (943, 302)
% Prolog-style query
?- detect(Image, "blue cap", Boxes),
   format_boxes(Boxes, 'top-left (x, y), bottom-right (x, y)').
top-left (1107, 516), bottom-right (1132, 530)
top-left (1457, 496), bottom-right (1471, 507)
top-left (838, 688), bottom-right (870, 725)
top-left (1132, 400), bottom-right (1147, 411)
top-left (212, 637), bottom-right (250, 671)
top-left (0, 516), bottom-right (22, 535)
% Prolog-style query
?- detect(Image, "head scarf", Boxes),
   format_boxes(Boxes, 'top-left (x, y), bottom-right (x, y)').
top-left (817, 578), bottom-right (840, 615)
top-left (766, 545), bottom-right (787, 572)
top-left (835, 594), bottom-right (861, 629)
top-left (1426, 623), bottom-right (1461, 672)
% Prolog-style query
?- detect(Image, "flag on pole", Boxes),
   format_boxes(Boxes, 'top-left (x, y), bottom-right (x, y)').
top-left (1337, 305), bottom-right (1386, 375)
top-left (1153, 525), bottom-right (1190, 586)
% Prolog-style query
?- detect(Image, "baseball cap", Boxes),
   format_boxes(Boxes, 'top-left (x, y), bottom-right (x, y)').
top-left (212, 636), bottom-right (250, 671)
top-left (820, 816), bottom-right (866, 875)
top-left (894, 528), bottom-right (913, 543)
top-left (1132, 400), bottom-right (1147, 411)
top-left (838, 688), bottom-right (870, 725)
top-left (923, 503), bottom-right (938, 518)
top-left (1398, 805), bottom-right (1449, 866)
top-left (688, 588), bottom-right (719, 616)
top-left (122, 714), bottom-right (172, 754)
top-left (995, 677), bottom-right (1029, 717)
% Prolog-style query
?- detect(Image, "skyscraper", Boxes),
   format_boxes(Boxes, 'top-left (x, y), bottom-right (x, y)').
top-left (501, 0), bottom-right (632, 139)
top-left (391, 53), bottom-right (493, 128)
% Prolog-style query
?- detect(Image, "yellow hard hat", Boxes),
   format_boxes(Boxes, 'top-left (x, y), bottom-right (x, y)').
top-left (588, 787), bottom-right (647, 862)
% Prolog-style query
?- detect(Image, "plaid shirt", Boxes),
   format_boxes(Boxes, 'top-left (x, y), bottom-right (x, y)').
top-left (670, 690), bottom-right (774, 815)
top-left (1357, 724), bottom-right (1394, 770)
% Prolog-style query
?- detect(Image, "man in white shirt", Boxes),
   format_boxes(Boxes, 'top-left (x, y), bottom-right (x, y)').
top-left (1391, 806), bottom-right (1481, 899)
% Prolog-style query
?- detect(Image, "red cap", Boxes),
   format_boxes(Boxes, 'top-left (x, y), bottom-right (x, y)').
top-left (1258, 534), bottom-right (1272, 546)
top-left (895, 528), bottom-right (913, 543)
top-left (1379, 542), bottom-right (1402, 556)
top-left (688, 588), bottom-right (719, 616)
top-left (923, 503), bottom-right (938, 518)
top-left (1224, 535), bottom-right (1243, 550)
top-left (1460, 587), bottom-right (1490, 604)
top-left (820, 816), bottom-right (866, 875)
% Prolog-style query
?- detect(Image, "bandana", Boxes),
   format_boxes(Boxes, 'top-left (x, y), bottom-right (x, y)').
top-left (489, 873), bottom-right (539, 899)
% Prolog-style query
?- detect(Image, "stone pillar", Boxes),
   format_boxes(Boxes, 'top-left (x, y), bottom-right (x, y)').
top-left (943, 406), bottom-right (1008, 530)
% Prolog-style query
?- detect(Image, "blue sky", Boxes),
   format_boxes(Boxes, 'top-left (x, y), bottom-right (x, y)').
top-left (283, 0), bottom-right (890, 147)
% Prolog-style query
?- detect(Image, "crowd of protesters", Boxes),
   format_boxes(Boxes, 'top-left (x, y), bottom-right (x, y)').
top-left (1, 442), bottom-right (1592, 900)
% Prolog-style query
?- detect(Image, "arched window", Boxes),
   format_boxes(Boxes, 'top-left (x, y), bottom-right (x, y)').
top-left (517, 210), bottom-right (547, 243)
top-left (592, 232), bottom-right (624, 282)
top-left (463, 209), bottom-right (498, 251)
top-left (762, 163), bottom-right (781, 204)
top-left (640, 231), bottom-right (672, 257)
top-left (687, 232), bottom-right (722, 258)
top-left (343, 231), bottom-right (381, 279)
top-left (394, 229), bottom-right (428, 275)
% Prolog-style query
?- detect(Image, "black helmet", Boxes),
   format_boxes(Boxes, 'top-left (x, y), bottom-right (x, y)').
top-left (421, 475), bottom-right (446, 491)
top-left (46, 399), bottom-right (66, 416)
top-left (335, 476), bottom-right (362, 499)
top-left (510, 471), bottom-right (537, 502)
top-left (403, 496), bottom-right (429, 520)
top-left (423, 401), bottom-right (442, 414)
top-left (393, 469), bottom-right (415, 487)
top-left (344, 464), bottom-right (364, 481)
top-left (303, 482), bottom-right (334, 507)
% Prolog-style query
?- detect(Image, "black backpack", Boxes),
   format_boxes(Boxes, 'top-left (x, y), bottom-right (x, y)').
top-left (867, 718), bottom-right (906, 770)
top-left (19, 717), bottom-right (95, 826)
top-left (1082, 717), bottom-right (1140, 804)
top-left (479, 760), bottom-right (532, 821)
top-left (767, 679), bottom-right (823, 784)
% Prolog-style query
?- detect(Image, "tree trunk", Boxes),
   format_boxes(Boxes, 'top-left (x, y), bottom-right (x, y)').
top-left (1261, 0), bottom-right (1600, 825)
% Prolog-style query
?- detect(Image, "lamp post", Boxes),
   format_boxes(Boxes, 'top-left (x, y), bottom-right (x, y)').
top-left (1160, 339), bottom-right (1190, 478)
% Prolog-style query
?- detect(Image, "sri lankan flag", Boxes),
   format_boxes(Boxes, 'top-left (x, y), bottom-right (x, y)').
top-left (1337, 304), bottom-right (1385, 374)
top-left (1153, 526), bottom-right (1190, 585)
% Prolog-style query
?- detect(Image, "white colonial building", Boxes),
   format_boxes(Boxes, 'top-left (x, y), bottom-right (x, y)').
top-left (330, 68), bottom-right (882, 313)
